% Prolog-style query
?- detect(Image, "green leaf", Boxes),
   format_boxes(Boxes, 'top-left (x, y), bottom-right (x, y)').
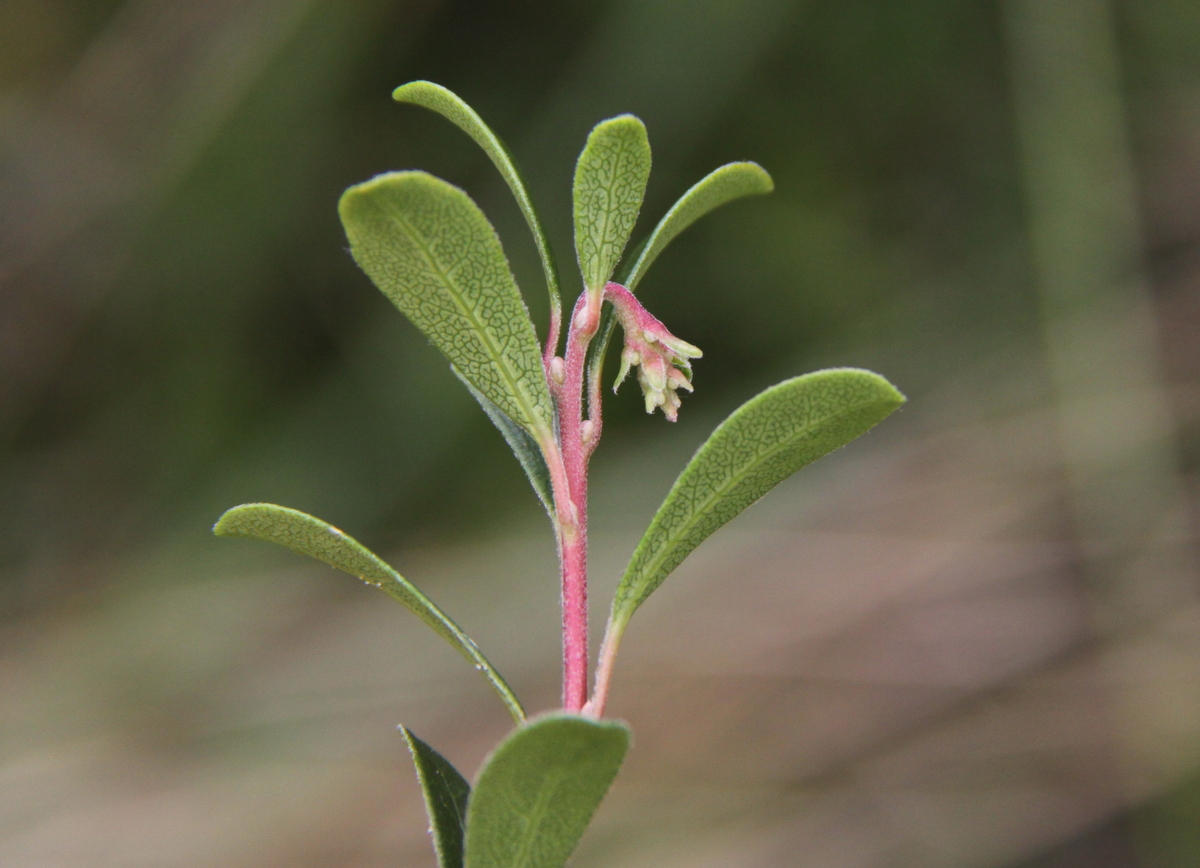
top-left (392, 81), bottom-right (561, 336)
top-left (214, 503), bottom-right (525, 723)
top-left (621, 161), bottom-right (773, 292)
top-left (452, 366), bottom-right (554, 517)
top-left (402, 727), bottom-right (471, 868)
top-left (612, 369), bottom-right (904, 627)
top-left (588, 162), bottom-right (773, 397)
top-left (573, 115), bottom-right (651, 293)
top-left (465, 714), bottom-right (630, 868)
top-left (339, 171), bottom-right (553, 439)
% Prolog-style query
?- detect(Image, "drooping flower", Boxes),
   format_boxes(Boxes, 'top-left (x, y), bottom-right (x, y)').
top-left (604, 282), bottom-right (702, 421)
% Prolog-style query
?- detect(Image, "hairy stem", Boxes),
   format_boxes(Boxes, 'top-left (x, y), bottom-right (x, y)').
top-left (543, 303), bottom-right (562, 374)
top-left (552, 289), bottom-right (603, 712)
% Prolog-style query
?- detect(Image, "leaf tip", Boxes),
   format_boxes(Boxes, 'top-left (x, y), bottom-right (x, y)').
top-left (841, 367), bottom-right (907, 409)
top-left (740, 160), bottom-right (775, 194)
top-left (212, 502), bottom-right (258, 537)
top-left (391, 79), bottom-right (435, 102)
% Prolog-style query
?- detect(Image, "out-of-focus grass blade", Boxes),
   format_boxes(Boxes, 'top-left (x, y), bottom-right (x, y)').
top-left (402, 727), bottom-right (471, 868)
top-left (612, 370), bottom-right (904, 629)
top-left (453, 366), bottom-right (554, 517)
top-left (573, 115), bottom-right (651, 293)
top-left (464, 714), bottom-right (630, 868)
top-left (339, 171), bottom-right (553, 440)
top-left (214, 503), bottom-right (525, 723)
top-left (393, 81), bottom-right (561, 339)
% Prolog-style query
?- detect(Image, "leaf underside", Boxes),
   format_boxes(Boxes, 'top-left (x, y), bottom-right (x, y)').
top-left (392, 80), bottom-right (561, 331)
top-left (612, 369), bottom-right (905, 627)
top-left (573, 115), bottom-right (651, 292)
top-left (213, 503), bottom-right (525, 723)
top-left (465, 714), bottom-right (630, 868)
top-left (339, 171), bottom-right (553, 438)
top-left (453, 366), bottom-right (554, 516)
top-left (402, 727), bottom-right (471, 868)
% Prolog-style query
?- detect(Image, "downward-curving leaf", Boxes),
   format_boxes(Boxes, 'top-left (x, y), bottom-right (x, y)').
top-left (622, 161), bottom-right (773, 292)
top-left (453, 366), bottom-right (554, 517)
top-left (402, 727), bottom-right (471, 868)
top-left (612, 370), bottom-right (904, 628)
top-left (465, 714), bottom-right (630, 868)
top-left (393, 81), bottom-right (561, 335)
top-left (340, 171), bottom-right (553, 439)
top-left (573, 116), bottom-right (651, 293)
top-left (214, 503), bottom-right (525, 723)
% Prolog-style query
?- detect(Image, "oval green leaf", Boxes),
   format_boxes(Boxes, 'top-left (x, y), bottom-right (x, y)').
top-left (393, 81), bottom-right (561, 334)
top-left (339, 171), bottom-right (553, 439)
top-left (214, 503), bottom-right (525, 723)
top-left (573, 115), bottom-right (651, 292)
top-left (465, 714), bottom-right (630, 868)
top-left (402, 726), bottom-right (471, 868)
top-left (622, 161), bottom-right (773, 292)
top-left (612, 369), bottom-right (905, 627)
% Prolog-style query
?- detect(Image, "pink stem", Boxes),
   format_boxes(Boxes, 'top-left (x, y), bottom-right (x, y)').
top-left (583, 617), bottom-right (624, 718)
top-left (553, 290), bottom-right (602, 712)
top-left (543, 302), bottom-right (562, 374)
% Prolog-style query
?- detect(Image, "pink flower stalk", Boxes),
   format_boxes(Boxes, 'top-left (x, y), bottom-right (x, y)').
top-left (546, 282), bottom-right (702, 714)
top-left (604, 283), bottom-right (702, 422)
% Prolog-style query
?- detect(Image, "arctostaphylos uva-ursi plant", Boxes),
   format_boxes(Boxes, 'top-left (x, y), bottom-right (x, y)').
top-left (214, 81), bottom-right (904, 868)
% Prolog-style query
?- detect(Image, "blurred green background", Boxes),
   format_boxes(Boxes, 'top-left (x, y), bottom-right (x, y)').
top-left (1, 1), bottom-right (1198, 866)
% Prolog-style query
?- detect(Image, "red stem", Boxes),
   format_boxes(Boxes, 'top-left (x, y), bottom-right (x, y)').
top-left (551, 290), bottom-right (602, 712)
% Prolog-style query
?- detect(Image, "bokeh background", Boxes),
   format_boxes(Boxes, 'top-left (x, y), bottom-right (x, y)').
top-left (2, 0), bottom-right (1199, 865)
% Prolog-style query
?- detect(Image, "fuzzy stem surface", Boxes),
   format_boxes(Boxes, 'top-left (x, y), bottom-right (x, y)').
top-left (553, 289), bottom-right (603, 712)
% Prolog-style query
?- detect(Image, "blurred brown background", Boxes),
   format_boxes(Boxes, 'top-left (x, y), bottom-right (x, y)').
top-left (2, 0), bottom-right (1199, 865)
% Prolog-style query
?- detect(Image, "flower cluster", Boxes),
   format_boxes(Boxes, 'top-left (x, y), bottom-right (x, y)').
top-left (605, 283), bottom-right (702, 422)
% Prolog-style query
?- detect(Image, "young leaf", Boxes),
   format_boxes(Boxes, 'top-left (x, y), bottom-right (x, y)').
top-left (402, 727), bottom-right (471, 868)
top-left (573, 116), bottom-right (651, 293)
top-left (621, 161), bottom-right (773, 292)
top-left (612, 369), bottom-right (904, 627)
top-left (453, 366), bottom-right (554, 517)
top-left (392, 81), bottom-right (561, 337)
top-left (214, 503), bottom-right (525, 723)
top-left (339, 171), bottom-right (553, 439)
top-left (464, 714), bottom-right (630, 868)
